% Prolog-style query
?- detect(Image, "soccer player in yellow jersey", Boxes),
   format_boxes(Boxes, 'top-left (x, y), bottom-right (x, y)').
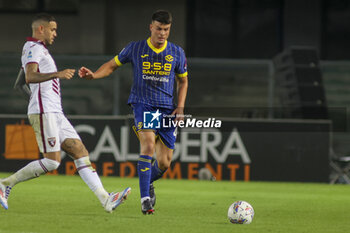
top-left (79, 10), bottom-right (188, 214)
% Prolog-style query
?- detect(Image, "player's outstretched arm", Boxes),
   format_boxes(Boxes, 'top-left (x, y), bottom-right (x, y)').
top-left (78, 67), bottom-right (95, 80)
top-left (25, 63), bottom-right (75, 83)
top-left (79, 58), bottom-right (118, 80)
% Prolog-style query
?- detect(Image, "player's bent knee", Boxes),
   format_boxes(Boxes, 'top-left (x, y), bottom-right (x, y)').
top-left (141, 143), bottom-right (155, 155)
top-left (41, 158), bottom-right (60, 171)
top-left (158, 160), bottom-right (170, 170)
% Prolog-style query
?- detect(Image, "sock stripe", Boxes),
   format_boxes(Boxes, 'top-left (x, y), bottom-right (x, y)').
top-left (77, 165), bottom-right (94, 172)
top-left (38, 160), bottom-right (49, 173)
top-left (138, 158), bottom-right (152, 163)
top-left (5, 187), bottom-right (11, 199)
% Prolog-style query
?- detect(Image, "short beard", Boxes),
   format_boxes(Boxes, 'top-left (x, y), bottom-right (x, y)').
top-left (45, 40), bottom-right (52, 47)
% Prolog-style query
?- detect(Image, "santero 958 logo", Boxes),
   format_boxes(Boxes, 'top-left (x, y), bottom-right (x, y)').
top-left (142, 61), bottom-right (172, 76)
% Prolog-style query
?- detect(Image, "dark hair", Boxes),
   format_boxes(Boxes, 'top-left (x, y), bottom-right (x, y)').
top-left (152, 10), bottom-right (172, 24)
top-left (32, 13), bottom-right (56, 24)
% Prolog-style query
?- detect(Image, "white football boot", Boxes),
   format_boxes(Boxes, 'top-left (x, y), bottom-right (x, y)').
top-left (0, 181), bottom-right (10, 210)
top-left (104, 187), bottom-right (131, 213)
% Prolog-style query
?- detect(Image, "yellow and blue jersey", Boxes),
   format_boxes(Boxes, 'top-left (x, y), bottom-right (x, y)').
top-left (114, 38), bottom-right (188, 108)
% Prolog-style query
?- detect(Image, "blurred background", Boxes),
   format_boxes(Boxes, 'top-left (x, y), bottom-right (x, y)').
top-left (1, 0), bottom-right (350, 181)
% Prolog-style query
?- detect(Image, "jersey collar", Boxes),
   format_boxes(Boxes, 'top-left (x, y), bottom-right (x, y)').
top-left (26, 37), bottom-right (47, 49)
top-left (147, 37), bottom-right (167, 54)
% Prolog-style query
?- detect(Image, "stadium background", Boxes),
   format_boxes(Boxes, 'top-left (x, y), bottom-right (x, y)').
top-left (1, 0), bottom-right (350, 183)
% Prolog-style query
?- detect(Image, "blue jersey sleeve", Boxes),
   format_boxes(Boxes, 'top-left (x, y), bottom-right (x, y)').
top-left (175, 48), bottom-right (188, 78)
top-left (114, 42), bottom-right (134, 66)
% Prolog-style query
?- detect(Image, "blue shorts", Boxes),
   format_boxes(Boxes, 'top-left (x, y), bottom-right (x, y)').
top-left (131, 103), bottom-right (177, 149)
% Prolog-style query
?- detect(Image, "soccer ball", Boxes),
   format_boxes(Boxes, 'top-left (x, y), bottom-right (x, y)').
top-left (227, 200), bottom-right (254, 224)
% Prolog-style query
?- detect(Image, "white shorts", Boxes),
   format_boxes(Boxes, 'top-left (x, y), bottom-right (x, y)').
top-left (28, 112), bottom-right (80, 153)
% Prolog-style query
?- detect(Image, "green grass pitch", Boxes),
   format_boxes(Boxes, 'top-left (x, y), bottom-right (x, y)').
top-left (0, 172), bottom-right (349, 233)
